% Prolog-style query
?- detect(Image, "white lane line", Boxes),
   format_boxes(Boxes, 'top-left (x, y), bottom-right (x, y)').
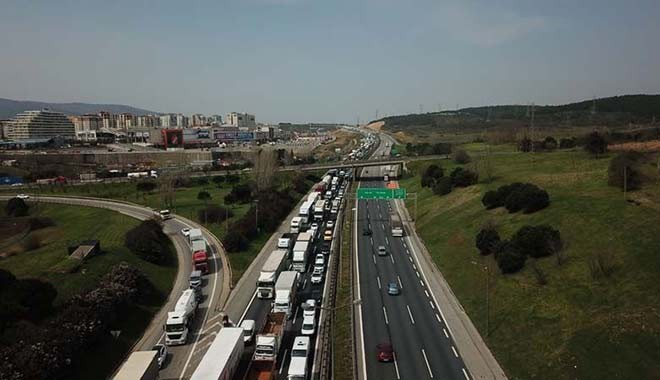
top-left (416, 271), bottom-right (420, 278)
top-left (420, 280), bottom-right (425, 287)
top-left (421, 349), bottom-right (434, 378)
top-left (397, 275), bottom-right (403, 288)
top-left (385, 237), bottom-right (389, 245)
top-left (462, 368), bottom-right (471, 380)
top-left (292, 306), bottom-right (300, 324)
top-left (279, 349), bottom-right (289, 374)
top-left (237, 290), bottom-right (258, 324)
top-left (372, 255), bottom-right (376, 264)
top-left (406, 305), bottom-right (416, 324)
top-left (382, 306), bottom-right (389, 325)
top-left (370, 237), bottom-right (374, 245)
top-left (200, 321), bottom-right (221, 335)
top-left (381, 223), bottom-right (385, 230)
top-left (430, 301), bottom-right (436, 310)
top-left (413, 263), bottom-right (417, 270)
top-left (390, 255), bottom-right (395, 264)
top-left (354, 201), bottom-right (368, 380)
top-left (443, 328), bottom-right (449, 338)
top-left (424, 289), bottom-right (430, 298)
top-left (376, 276), bottom-right (381, 289)
top-left (393, 352), bottom-right (401, 380)
top-left (452, 346), bottom-right (459, 358)
top-left (408, 256), bottom-right (413, 263)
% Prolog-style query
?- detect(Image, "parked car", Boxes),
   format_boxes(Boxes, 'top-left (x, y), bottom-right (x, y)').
top-left (301, 315), bottom-right (316, 335)
top-left (387, 282), bottom-right (400, 296)
top-left (376, 343), bottom-right (394, 362)
top-left (152, 344), bottom-right (168, 368)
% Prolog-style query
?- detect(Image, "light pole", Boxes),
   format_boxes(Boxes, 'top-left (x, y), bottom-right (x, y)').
top-left (471, 260), bottom-right (490, 337)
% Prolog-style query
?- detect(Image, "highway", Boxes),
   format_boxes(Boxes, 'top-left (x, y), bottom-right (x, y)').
top-left (0, 195), bottom-right (230, 380)
top-left (353, 135), bottom-right (470, 380)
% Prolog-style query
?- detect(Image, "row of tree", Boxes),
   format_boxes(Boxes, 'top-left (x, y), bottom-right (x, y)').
top-left (125, 219), bottom-right (173, 265)
top-left (481, 182), bottom-right (550, 214)
top-left (421, 163), bottom-right (479, 196)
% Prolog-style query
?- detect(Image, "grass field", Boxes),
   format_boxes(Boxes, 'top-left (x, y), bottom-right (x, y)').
top-left (0, 203), bottom-right (177, 379)
top-left (333, 196), bottom-right (354, 380)
top-left (399, 147), bottom-right (660, 379)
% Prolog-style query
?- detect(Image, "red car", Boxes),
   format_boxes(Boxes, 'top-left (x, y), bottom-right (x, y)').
top-left (376, 343), bottom-right (394, 362)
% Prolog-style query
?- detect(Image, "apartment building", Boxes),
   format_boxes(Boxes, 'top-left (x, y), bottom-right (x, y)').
top-left (5, 109), bottom-right (75, 140)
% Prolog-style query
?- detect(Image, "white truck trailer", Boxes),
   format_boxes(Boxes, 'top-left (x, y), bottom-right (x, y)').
top-left (314, 199), bottom-right (325, 220)
top-left (292, 241), bottom-right (310, 272)
top-left (273, 271), bottom-right (298, 318)
top-left (113, 350), bottom-right (159, 380)
top-left (190, 327), bottom-right (244, 380)
top-left (165, 289), bottom-right (197, 345)
top-left (257, 249), bottom-right (289, 299)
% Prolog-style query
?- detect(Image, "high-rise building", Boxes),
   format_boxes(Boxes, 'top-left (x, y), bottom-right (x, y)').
top-left (117, 113), bottom-right (135, 129)
top-left (175, 114), bottom-right (189, 128)
top-left (5, 109), bottom-right (75, 140)
top-left (192, 114), bottom-right (207, 126)
top-left (225, 112), bottom-right (256, 128)
top-left (209, 114), bottom-right (222, 126)
top-left (160, 114), bottom-right (174, 128)
top-left (99, 111), bottom-right (117, 129)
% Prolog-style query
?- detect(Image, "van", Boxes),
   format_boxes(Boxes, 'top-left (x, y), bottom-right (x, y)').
top-left (240, 319), bottom-right (256, 344)
top-left (189, 270), bottom-right (202, 288)
top-left (288, 336), bottom-right (310, 380)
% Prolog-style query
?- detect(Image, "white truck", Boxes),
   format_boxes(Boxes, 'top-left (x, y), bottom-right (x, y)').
top-left (190, 327), bottom-right (244, 380)
top-left (273, 271), bottom-right (298, 317)
top-left (165, 289), bottom-right (197, 345)
top-left (299, 200), bottom-right (314, 226)
top-left (113, 350), bottom-right (159, 380)
top-left (307, 191), bottom-right (320, 204)
top-left (391, 211), bottom-right (404, 237)
top-left (287, 336), bottom-right (311, 380)
top-left (127, 170), bottom-right (158, 179)
top-left (278, 237), bottom-right (292, 250)
top-left (292, 241), bottom-right (310, 272)
top-left (257, 249), bottom-right (288, 299)
top-left (297, 232), bottom-right (313, 244)
top-left (290, 216), bottom-right (302, 234)
top-left (314, 199), bottom-right (325, 220)
top-left (187, 228), bottom-right (203, 245)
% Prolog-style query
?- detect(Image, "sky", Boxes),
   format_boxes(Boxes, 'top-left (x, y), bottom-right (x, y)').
top-left (1, 0), bottom-right (659, 123)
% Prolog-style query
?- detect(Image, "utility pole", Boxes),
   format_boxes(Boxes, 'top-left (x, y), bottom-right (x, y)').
top-left (530, 102), bottom-right (536, 153)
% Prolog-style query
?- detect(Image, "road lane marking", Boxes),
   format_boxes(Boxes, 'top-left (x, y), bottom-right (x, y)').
top-left (462, 368), bottom-right (470, 380)
top-left (279, 349), bottom-right (289, 374)
top-left (393, 352), bottom-right (401, 379)
top-left (381, 223), bottom-right (385, 230)
top-left (382, 306), bottom-right (389, 324)
top-left (413, 263), bottom-right (417, 270)
top-left (385, 237), bottom-right (389, 245)
top-left (372, 255), bottom-right (376, 264)
top-left (397, 275), bottom-right (403, 288)
top-left (200, 321), bottom-right (221, 335)
top-left (452, 346), bottom-right (459, 358)
top-left (416, 271), bottom-right (420, 278)
top-left (292, 306), bottom-right (300, 324)
top-left (406, 305), bottom-right (415, 324)
top-left (354, 199), bottom-right (368, 380)
top-left (421, 349), bottom-right (434, 378)
top-left (424, 289), bottom-right (430, 298)
top-left (237, 290), bottom-right (258, 324)
top-left (443, 328), bottom-right (449, 337)
top-left (430, 301), bottom-right (435, 310)
top-left (408, 256), bottom-right (413, 263)
top-left (390, 255), bottom-right (395, 264)
top-left (420, 280), bottom-right (425, 287)
top-left (376, 276), bottom-right (381, 289)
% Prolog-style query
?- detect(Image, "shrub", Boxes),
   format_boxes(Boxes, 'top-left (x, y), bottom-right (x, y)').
top-left (492, 183), bottom-right (550, 214)
top-left (518, 137), bottom-right (532, 152)
top-left (452, 149), bottom-right (472, 164)
top-left (481, 190), bottom-right (500, 209)
top-left (197, 190), bottom-right (212, 205)
top-left (559, 137), bottom-right (576, 149)
top-left (475, 228), bottom-right (500, 256)
top-left (125, 220), bottom-right (171, 265)
top-left (450, 167), bottom-right (478, 187)
top-left (607, 151), bottom-right (643, 191)
top-left (5, 197), bottom-right (29, 217)
top-left (223, 231), bottom-right (249, 252)
top-left (584, 131), bottom-right (607, 156)
top-left (28, 217), bottom-right (55, 230)
top-left (495, 241), bottom-right (526, 274)
top-left (212, 176), bottom-right (225, 185)
top-left (198, 205), bottom-right (234, 224)
top-left (136, 181), bottom-right (157, 193)
top-left (421, 164), bottom-right (443, 188)
top-left (432, 177), bottom-right (453, 195)
top-left (510, 225), bottom-right (562, 258)
top-left (518, 185), bottom-right (550, 214)
top-left (543, 136), bottom-right (558, 151)
top-left (224, 183), bottom-right (252, 204)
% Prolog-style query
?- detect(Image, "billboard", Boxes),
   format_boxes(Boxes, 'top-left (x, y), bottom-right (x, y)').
top-left (213, 130), bottom-right (255, 142)
top-left (161, 129), bottom-right (183, 148)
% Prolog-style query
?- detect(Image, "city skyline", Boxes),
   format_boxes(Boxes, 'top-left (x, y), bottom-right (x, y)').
top-left (1, 0), bottom-right (660, 123)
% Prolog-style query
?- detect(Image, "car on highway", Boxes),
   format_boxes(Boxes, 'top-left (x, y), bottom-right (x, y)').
top-left (152, 344), bottom-right (168, 368)
top-left (240, 319), bottom-right (256, 344)
top-left (311, 271), bottom-right (323, 285)
top-left (362, 228), bottom-right (372, 236)
top-left (377, 246), bottom-right (387, 256)
top-left (321, 248), bottom-right (330, 256)
top-left (301, 315), bottom-right (316, 335)
top-left (288, 336), bottom-right (310, 380)
top-left (323, 229), bottom-right (333, 241)
top-left (181, 227), bottom-right (191, 237)
top-left (15, 194), bottom-right (29, 200)
top-left (376, 343), bottom-right (394, 362)
top-left (314, 254), bottom-right (325, 267)
top-left (310, 223), bottom-right (319, 235)
top-left (326, 220), bottom-right (334, 229)
top-left (387, 282), bottom-right (400, 296)
top-left (302, 299), bottom-right (316, 317)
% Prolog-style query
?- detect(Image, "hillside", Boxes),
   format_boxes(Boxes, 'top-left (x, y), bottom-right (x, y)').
top-left (0, 97), bottom-right (159, 119)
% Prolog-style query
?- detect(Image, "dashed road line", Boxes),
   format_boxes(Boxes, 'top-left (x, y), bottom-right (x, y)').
top-left (462, 368), bottom-right (471, 380)
top-left (424, 289), bottom-right (430, 298)
top-left (393, 352), bottom-right (401, 379)
top-left (451, 346), bottom-right (459, 358)
top-left (372, 255), bottom-right (376, 264)
top-left (443, 327), bottom-right (449, 338)
top-left (279, 349), bottom-right (289, 374)
top-left (415, 271), bottom-right (420, 278)
top-left (430, 301), bottom-right (436, 310)
top-left (382, 306), bottom-right (389, 325)
top-left (397, 275), bottom-right (403, 288)
top-left (421, 349), bottom-right (434, 378)
top-left (376, 276), bottom-right (381, 289)
top-left (406, 305), bottom-right (415, 324)
top-left (390, 255), bottom-right (395, 264)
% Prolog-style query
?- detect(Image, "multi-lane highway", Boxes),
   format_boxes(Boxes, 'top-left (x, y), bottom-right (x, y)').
top-left (353, 135), bottom-right (471, 380)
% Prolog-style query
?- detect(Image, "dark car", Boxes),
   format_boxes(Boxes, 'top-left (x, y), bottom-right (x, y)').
top-left (376, 343), bottom-right (394, 362)
top-left (387, 282), bottom-right (400, 296)
top-left (362, 228), bottom-right (372, 236)
top-left (152, 344), bottom-right (168, 368)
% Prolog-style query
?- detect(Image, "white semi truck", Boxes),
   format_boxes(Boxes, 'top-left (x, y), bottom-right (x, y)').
top-left (273, 271), bottom-right (298, 318)
top-left (292, 241), bottom-right (310, 272)
top-left (290, 216), bottom-right (302, 234)
top-left (257, 249), bottom-right (288, 299)
top-left (314, 199), bottom-right (325, 220)
top-left (190, 327), bottom-right (244, 380)
top-left (113, 350), bottom-right (159, 380)
top-left (165, 289), bottom-right (197, 345)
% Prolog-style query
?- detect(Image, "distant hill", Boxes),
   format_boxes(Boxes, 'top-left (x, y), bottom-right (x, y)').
top-left (0, 98), bottom-right (159, 119)
top-left (377, 94), bottom-right (660, 131)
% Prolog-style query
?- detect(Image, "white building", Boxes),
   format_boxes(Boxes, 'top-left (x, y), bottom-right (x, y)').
top-left (225, 112), bottom-right (256, 128)
top-left (5, 109), bottom-right (75, 140)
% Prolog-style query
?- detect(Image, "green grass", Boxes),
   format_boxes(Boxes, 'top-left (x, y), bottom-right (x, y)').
top-left (333, 196), bottom-right (354, 380)
top-left (400, 147), bottom-right (660, 379)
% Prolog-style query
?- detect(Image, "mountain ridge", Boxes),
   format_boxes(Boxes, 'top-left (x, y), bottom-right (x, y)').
top-left (0, 97), bottom-right (159, 119)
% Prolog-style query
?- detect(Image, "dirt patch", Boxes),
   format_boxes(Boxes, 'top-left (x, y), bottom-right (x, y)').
top-left (365, 121), bottom-right (384, 131)
top-left (314, 129), bottom-right (361, 160)
top-left (609, 140), bottom-right (660, 152)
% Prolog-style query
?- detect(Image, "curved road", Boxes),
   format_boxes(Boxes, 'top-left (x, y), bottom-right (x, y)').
top-left (0, 195), bottom-right (231, 380)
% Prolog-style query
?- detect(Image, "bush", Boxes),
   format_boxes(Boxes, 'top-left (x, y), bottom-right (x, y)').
top-left (125, 220), bottom-right (171, 265)
top-left (481, 190), bottom-right (501, 209)
top-left (608, 151), bottom-right (643, 191)
top-left (212, 176), bottom-right (225, 185)
top-left (421, 164), bottom-right (443, 188)
top-left (5, 197), bottom-right (29, 217)
top-left (518, 137), bottom-right (532, 152)
top-left (510, 225), bottom-right (562, 258)
top-left (559, 137), bottom-right (576, 149)
top-left (432, 177), bottom-right (453, 195)
top-left (517, 185), bottom-right (550, 214)
top-left (543, 136), bottom-right (558, 151)
top-left (198, 205), bottom-right (234, 224)
top-left (475, 228), bottom-right (500, 256)
top-left (223, 231), bottom-right (249, 252)
top-left (197, 190), bottom-right (212, 204)
top-left (224, 183), bottom-right (252, 204)
top-left (136, 181), bottom-right (157, 193)
top-left (450, 167), bottom-right (478, 187)
top-left (452, 149), bottom-right (472, 164)
top-left (584, 131), bottom-right (607, 156)
top-left (484, 183), bottom-right (550, 214)
top-left (495, 241), bottom-right (526, 274)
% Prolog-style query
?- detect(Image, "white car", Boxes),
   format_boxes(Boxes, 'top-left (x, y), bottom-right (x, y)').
top-left (302, 299), bottom-right (316, 318)
top-left (311, 272), bottom-right (323, 284)
top-left (301, 315), bottom-right (316, 335)
top-left (15, 194), bottom-right (29, 200)
top-left (326, 220), bottom-right (334, 229)
top-left (181, 228), bottom-right (191, 237)
top-left (315, 255), bottom-right (325, 267)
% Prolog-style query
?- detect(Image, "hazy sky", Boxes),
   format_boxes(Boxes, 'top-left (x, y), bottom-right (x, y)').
top-left (1, 0), bottom-right (659, 123)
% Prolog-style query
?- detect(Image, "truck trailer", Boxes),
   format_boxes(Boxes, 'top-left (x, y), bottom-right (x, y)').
top-left (243, 313), bottom-right (286, 380)
top-left (292, 241), bottom-right (309, 272)
top-left (191, 327), bottom-right (244, 380)
top-left (273, 271), bottom-right (298, 317)
top-left (165, 289), bottom-right (197, 345)
top-left (113, 350), bottom-right (159, 380)
top-left (257, 249), bottom-right (288, 299)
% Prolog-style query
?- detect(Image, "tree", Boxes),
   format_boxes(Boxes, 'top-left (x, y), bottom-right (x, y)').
top-left (223, 231), bottom-right (248, 252)
top-left (475, 228), bottom-right (500, 256)
top-left (136, 181), bottom-right (157, 193)
top-left (224, 183), bottom-right (252, 204)
top-left (197, 190), bottom-right (212, 206)
top-left (559, 137), bottom-right (576, 149)
top-left (421, 164), bottom-right (443, 187)
top-left (452, 149), bottom-right (472, 164)
top-left (198, 205), bottom-right (233, 224)
top-left (495, 241), bottom-right (526, 274)
top-left (450, 167), bottom-right (478, 187)
top-left (125, 220), bottom-right (171, 265)
top-left (5, 197), bottom-right (29, 217)
top-left (511, 225), bottom-right (562, 258)
top-left (543, 136), bottom-right (558, 151)
top-left (518, 137), bottom-right (532, 152)
top-left (608, 152), bottom-right (643, 191)
top-left (518, 185), bottom-right (550, 214)
top-left (432, 177), bottom-right (453, 195)
top-left (584, 131), bottom-right (607, 156)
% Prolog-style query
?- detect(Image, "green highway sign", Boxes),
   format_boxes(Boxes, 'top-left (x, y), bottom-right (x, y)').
top-left (357, 188), bottom-right (407, 200)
